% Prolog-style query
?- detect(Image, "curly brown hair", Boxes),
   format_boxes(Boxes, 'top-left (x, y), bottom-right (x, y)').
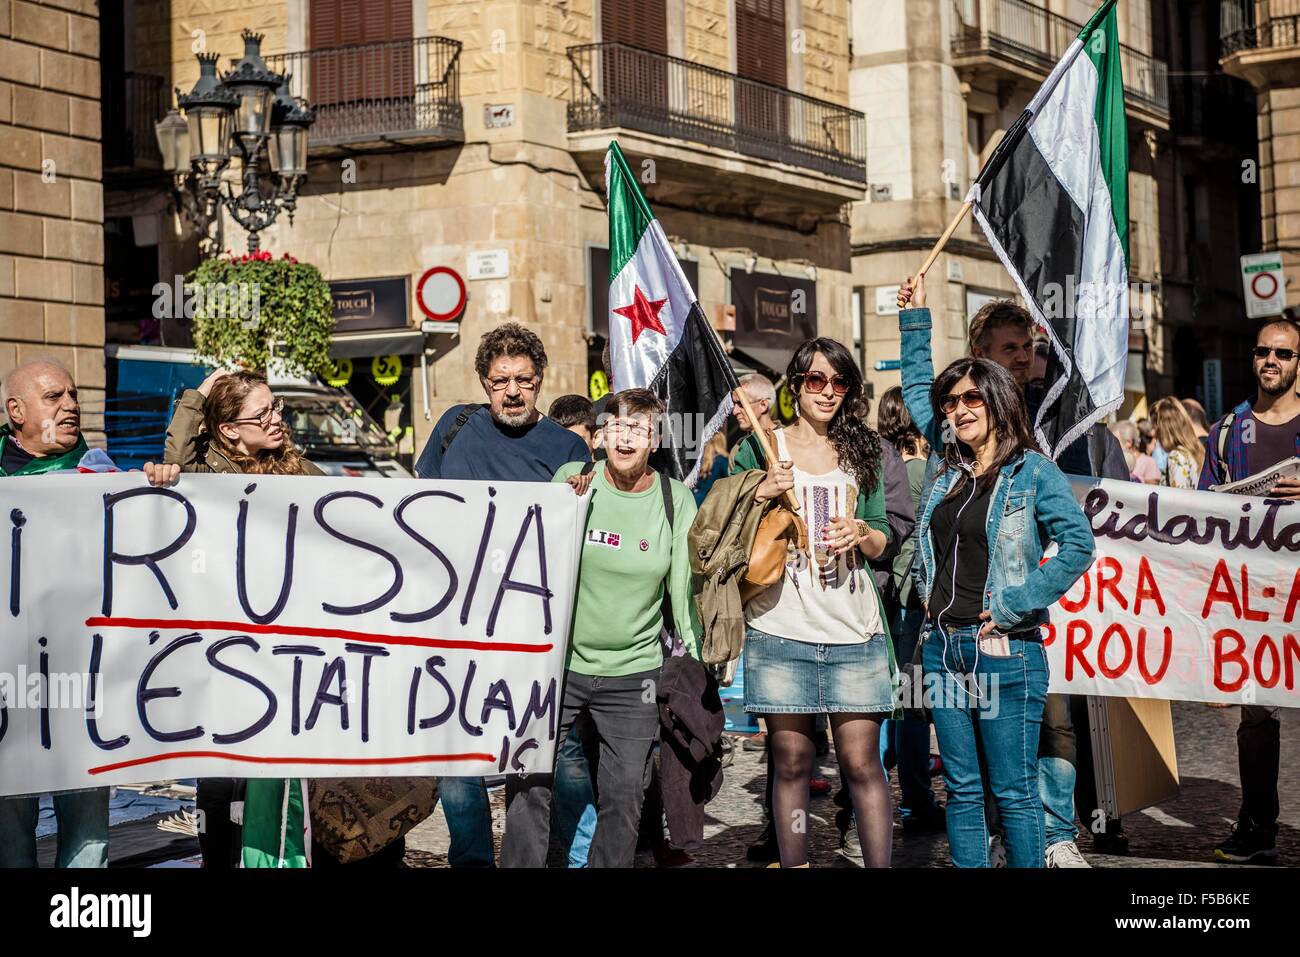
top-left (475, 322), bottom-right (548, 380)
top-left (203, 371), bottom-right (307, 475)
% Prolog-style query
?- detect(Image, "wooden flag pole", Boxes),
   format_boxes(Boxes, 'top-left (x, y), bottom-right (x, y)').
top-left (731, 382), bottom-right (800, 513)
top-left (896, 200), bottom-right (973, 307)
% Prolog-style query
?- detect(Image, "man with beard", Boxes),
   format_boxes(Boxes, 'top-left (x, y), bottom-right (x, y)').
top-left (414, 324), bottom-right (589, 867)
top-left (1198, 317), bottom-right (1300, 866)
top-left (0, 360), bottom-right (177, 867)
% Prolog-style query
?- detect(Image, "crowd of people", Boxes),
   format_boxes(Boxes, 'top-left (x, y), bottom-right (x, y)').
top-left (2, 283), bottom-right (1297, 869)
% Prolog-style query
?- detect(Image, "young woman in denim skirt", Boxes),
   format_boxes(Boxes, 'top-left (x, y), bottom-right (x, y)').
top-left (731, 338), bottom-right (896, 868)
top-left (917, 357), bottom-right (1094, 868)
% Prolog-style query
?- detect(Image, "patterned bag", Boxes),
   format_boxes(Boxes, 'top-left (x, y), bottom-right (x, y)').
top-left (309, 777), bottom-right (440, 864)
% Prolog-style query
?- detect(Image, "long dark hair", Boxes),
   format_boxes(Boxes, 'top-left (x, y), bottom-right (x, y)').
top-left (878, 385), bottom-right (924, 456)
top-left (786, 337), bottom-right (881, 494)
top-left (930, 357), bottom-right (1038, 495)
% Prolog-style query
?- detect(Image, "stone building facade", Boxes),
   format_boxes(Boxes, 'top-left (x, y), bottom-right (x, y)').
top-left (105, 0), bottom-right (868, 466)
top-left (0, 0), bottom-right (106, 442)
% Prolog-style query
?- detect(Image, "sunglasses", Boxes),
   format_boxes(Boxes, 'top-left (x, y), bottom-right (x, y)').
top-left (940, 389), bottom-right (986, 415)
top-left (1254, 346), bottom-right (1298, 362)
top-left (795, 371), bottom-right (850, 396)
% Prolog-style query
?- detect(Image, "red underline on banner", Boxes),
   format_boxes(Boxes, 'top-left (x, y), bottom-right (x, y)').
top-left (87, 751), bottom-right (498, 776)
top-left (83, 617), bottom-right (553, 654)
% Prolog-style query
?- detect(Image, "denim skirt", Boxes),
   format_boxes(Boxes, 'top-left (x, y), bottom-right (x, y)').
top-left (743, 626), bottom-right (895, 714)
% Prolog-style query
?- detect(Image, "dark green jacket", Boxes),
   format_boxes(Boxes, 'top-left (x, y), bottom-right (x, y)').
top-left (0, 425), bottom-right (90, 476)
top-left (164, 389), bottom-right (324, 476)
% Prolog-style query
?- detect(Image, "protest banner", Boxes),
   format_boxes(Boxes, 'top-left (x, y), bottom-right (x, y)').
top-left (0, 472), bottom-right (585, 797)
top-left (1047, 478), bottom-right (1300, 709)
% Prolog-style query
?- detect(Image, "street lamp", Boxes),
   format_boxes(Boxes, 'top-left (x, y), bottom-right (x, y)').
top-left (156, 30), bottom-right (315, 255)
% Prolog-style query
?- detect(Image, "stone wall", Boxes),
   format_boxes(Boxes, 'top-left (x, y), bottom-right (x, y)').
top-left (0, 0), bottom-right (105, 442)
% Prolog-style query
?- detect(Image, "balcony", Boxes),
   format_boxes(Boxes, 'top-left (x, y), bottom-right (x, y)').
top-left (103, 71), bottom-right (165, 172)
top-left (266, 36), bottom-right (463, 153)
top-left (951, 0), bottom-right (1170, 128)
top-left (566, 42), bottom-right (866, 228)
top-left (1221, 1), bottom-right (1300, 88)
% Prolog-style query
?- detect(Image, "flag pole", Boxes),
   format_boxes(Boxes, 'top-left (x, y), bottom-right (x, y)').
top-left (897, 200), bottom-right (972, 306)
top-left (729, 363), bottom-right (801, 513)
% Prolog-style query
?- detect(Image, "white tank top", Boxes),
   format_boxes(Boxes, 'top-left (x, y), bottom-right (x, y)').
top-left (745, 430), bottom-right (884, 645)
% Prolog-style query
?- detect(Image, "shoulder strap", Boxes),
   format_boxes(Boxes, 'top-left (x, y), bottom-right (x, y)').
top-left (440, 404), bottom-right (484, 454)
top-left (1215, 411), bottom-right (1237, 483)
top-left (659, 470), bottom-right (674, 530)
top-left (580, 459), bottom-right (596, 476)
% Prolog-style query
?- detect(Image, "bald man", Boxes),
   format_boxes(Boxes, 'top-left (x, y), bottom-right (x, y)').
top-left (0, 359), bottom-right (175, 867)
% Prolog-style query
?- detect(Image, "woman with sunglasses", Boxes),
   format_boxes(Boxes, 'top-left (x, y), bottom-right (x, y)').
top-left (917, 357), bottom-right (1093, 868)
top-left (164, 368), bottom-right (322, 869)
top-left (730, 338), bottom-right (895, 868)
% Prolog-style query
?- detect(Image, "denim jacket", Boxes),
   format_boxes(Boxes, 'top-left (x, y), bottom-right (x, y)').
top-left (917, 450), bottom-right (1095, 633)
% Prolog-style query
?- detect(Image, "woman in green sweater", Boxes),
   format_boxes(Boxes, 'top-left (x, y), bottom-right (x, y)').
top-left (501, 388), bottom-right (698, 868)
top-left (731, 337), bottom-right (896, 868)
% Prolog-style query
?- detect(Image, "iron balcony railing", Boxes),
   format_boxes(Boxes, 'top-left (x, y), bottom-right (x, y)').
top-left (267, 36), bottom-right (463, 147)
top-left (1222, 0), bottom-right (1300, 54)
top-left (566, 42), bottom-right (867, 182)
top-left (951, 0), bottom-right (1170, 119)
top-left (104, 71), bottom-right (165, 168)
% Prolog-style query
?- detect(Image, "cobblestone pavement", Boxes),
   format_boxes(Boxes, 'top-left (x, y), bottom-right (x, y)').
top-left (402, 701), bottom-right (1300, 868)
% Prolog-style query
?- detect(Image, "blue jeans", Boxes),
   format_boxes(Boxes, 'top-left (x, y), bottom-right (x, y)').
top-left (1039, 756), bottom-right (1079, 847)
top-left (435, 777), bottom-right (495, 868)
top-left (551, 723), bottom-right (597, 868)
top-left (879, 605), bottom-right (938, 818)
top-left (0, 789), bottom-right (109, 868)
top-left (923, 624), bottom-right (1048, 868)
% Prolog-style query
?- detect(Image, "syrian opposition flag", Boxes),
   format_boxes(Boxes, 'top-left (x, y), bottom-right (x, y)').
top-left (605, 141), bottom-right (737, 485)
top-left (967, 0), bottom-right (1129, 459)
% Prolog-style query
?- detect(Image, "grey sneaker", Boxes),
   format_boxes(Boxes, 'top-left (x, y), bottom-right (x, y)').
top-left (1045, 840), bottom-right (1091, 868)
top-left (837, 824), bottom-right (863, 864)
top-left (988, 834), bottom-right (1007, 868)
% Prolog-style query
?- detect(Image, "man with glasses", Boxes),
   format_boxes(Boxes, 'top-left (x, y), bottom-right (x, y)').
top-left (413, 323), bottom-right (589, 867)
top-left (1198, 317), bottom-right (1300, 865)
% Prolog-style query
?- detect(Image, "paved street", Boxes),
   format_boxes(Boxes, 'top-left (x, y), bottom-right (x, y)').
top-left (401, 700), bottom-right (1300, 868)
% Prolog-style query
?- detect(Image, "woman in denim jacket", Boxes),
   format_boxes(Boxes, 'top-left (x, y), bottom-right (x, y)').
top-left (917, 357), bottom-right (1094, 868)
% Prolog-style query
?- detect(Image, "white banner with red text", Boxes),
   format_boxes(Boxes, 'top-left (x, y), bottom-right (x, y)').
top-left (1046, 478), bottom-right (1299, 708)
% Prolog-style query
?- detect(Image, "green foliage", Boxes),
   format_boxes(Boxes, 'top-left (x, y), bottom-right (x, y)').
top-left (188, 251), bottom-right (335, 377)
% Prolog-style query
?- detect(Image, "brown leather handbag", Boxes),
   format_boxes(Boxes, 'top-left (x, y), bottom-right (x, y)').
top-left (740, 428), bottom-right (806, 597)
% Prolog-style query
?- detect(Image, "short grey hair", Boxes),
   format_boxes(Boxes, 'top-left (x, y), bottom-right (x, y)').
top-left (1109, 419), bottom-right (1139, 447)
top-left (739, 372), bottom-right (775, 406)
top-left (1, 358), bottom-right (76, 424)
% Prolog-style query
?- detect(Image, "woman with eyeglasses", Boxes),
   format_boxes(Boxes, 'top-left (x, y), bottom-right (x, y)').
top-left (729, 337), bottom-right (895, 868)
top-left (916, 357), bottom-right (1093, 868)
top-left (501, 388), bottom-right (700, 868)
top-left (163, 368), bottom-right (322, 869)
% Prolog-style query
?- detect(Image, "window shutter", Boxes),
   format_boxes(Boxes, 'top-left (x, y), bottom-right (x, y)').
top-left (309, 0), bottom-right (413, 106)
top-left (735, 0), bottom-right (787, 85)
top-left (600, 0), bottom-right (667, 53)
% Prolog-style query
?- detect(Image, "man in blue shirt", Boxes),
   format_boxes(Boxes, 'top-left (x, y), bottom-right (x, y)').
top-left (414, 323), bottom-right (589, 867)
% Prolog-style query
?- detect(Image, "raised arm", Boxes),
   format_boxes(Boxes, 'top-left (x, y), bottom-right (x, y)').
top-left (897, 275), bottom-right (942, 451)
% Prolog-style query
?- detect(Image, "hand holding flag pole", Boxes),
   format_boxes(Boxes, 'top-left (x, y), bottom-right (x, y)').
top-left (731, 384), bottom-right (800, 513)
top-left (896, 201), bottom-right (973, 308)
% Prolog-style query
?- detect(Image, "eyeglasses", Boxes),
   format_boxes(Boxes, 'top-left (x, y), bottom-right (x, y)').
top-left (795, 371), bottom-right (850, 396)
top-left (228, 396), bottom-right (285, 428)
top-left (486, 375), bottom-right (538, 392)
top-left (939, 389), bottom-right (986, 415)
top-left (605, 419), bottom-right (654, 439)
top-left (1253, 346), bottom-right (1298, 362)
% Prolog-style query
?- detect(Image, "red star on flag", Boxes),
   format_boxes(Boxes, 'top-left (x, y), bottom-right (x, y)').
top-left (613, 285), bottom-right (668, 343)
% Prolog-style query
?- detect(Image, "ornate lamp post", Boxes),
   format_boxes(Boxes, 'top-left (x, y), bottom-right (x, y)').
top-left (155, 30), bottom-right (315, 255)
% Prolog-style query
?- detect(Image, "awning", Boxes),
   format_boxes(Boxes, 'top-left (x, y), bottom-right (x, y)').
top-left (329, 329), bottom-right (428, 358)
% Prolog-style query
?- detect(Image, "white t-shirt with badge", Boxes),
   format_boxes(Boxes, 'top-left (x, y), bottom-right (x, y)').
top-left (745, 430), bottom-right (883, 645)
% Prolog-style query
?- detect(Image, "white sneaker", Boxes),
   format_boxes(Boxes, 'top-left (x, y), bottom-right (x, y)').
top-left (1045, 840), bottom-right (1091, 868)
top-left (988, 834), bottom-right (1007, 868)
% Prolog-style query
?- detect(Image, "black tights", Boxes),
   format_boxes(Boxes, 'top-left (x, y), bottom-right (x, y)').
top-left (767, 713), bottom-right (892, 867)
